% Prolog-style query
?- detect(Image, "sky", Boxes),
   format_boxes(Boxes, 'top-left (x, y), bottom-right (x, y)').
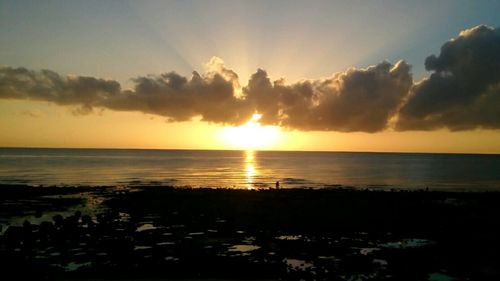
top-left (1, 0), bottom-right (500, 153)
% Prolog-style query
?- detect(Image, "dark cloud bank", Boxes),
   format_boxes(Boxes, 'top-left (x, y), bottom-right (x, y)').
top-left (1, 25), bottom-right (499, 132)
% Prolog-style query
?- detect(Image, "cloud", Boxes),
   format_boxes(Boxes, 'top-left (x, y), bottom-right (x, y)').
top-left (396, 25), bottom-right (500, 131)
top-left (0, 58), bottom-right (411, 132)
top-left (103, 71), bottom-right (252, 125)
top-left (0, 63), bottom-right (253, 126)
top-left (243, 61), bottom-right (412, 132)
top-left (0, 66), bottom-right (121, 115)
top-left (1, 25), bottom-right (499, 133)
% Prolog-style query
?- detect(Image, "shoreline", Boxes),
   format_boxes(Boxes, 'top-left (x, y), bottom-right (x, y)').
top-left (1, 185), bottom-right (500, 280)
top-left (2, 183), bottom-right (500, 230)
top-left (2, 183), bottom-right (500, 192)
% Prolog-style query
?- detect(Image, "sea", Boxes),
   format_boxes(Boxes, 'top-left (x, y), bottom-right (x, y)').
top-left (0, 147), bottom-right (499, 191)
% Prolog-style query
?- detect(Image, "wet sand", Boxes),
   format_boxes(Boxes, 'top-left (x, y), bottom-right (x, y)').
top-left (1, 185), bottom-right (500, 280)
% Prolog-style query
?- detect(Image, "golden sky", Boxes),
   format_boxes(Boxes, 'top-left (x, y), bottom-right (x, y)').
top-left (1, 99), bottom-right (499, 153)
top-left (1, 1), bottom-right (500, 153)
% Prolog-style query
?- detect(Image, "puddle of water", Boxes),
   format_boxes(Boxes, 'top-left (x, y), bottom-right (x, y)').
top-left (357, 247), bottom-right (380, 256)
top-left (118, 212), bottom-right (130, 222)
top-left (134, 245), bottom-right (152, 251)
top-left (286, 258), bottom-right (314, 271)
top-left (143, 214), bottom-right (160, 220)
top-left (373, 259), bottom-right (388, 267)
top-left (156, 241), bottom-right (175, 246)
top-left (276, 235), bottom-right (302, 241)
top-left (428, 272), bottom-right (455, 281)
top-left (164, 256), bottom-right (180, 262)
top-left (64, 261), bottom-right (92, 272)
top-left (188, 232), bottom-right (204, 236)
top-left (136, 223), bottom-right (156, 232)
top-left (228, 244), bottom-right (260, 253)
top-left (381, 238), bottom-right (434, 249)
top-left (318, 256), bottom-right (340, 261)
top-left (242, 236), bottom-right (256, 244)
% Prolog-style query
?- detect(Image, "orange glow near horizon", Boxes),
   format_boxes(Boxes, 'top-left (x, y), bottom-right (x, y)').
top-left (1, 100), bottom-right (500, 154)
top-left (218, 114), bottom-right (282, 150)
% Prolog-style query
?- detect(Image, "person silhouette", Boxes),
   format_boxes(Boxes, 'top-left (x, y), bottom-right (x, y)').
top-left (275, 181), bottom-right (280, 189)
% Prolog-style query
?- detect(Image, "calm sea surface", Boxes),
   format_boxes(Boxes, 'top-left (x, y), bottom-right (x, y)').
top-left (0, 148), bottom-right (499, 191)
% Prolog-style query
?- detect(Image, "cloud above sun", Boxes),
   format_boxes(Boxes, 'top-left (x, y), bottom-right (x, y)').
top-left (1, 25), bottom-right (499, 133)
top-left (397, 25), bottom-right (500, 131)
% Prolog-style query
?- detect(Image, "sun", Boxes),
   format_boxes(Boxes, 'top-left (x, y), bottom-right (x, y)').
top-left (219, 114), bottom-right (281, 149)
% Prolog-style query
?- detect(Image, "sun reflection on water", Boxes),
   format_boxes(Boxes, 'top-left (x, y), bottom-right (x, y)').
top-left (245, 150), bottom-right (257, 189)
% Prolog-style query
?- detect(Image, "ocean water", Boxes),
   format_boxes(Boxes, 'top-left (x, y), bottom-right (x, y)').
top-left (0, 148), bottom-right (499, 191)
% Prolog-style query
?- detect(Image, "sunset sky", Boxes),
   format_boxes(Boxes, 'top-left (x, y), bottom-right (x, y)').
top-left (1, 0), bottom-right (500, 153)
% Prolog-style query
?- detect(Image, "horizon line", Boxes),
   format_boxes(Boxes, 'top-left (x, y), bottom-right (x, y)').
top-left (1, 146), bottom-right (499, 156)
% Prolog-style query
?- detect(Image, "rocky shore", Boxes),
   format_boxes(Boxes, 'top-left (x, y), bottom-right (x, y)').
top-left (1, 185), bottom-right (500, 280)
